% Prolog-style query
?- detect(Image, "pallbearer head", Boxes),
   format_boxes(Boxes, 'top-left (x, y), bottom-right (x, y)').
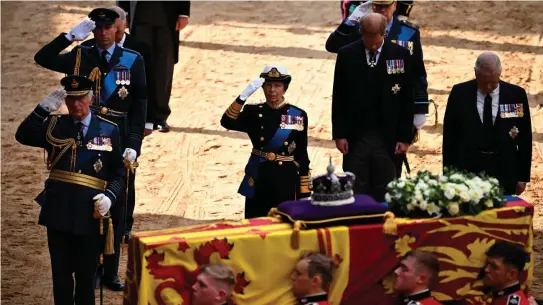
top-left (89, 8), bottom-right (119, 49)
top-left (360, 13), bottom-right (387, 52)
top-left (394, 250), bottom-right (440, 294)
top-left (475, 52), bottom-right (502, 94)
top-left (291, 252), bottom-right (335, 298)
top-left (192, 264), bottom-right (235, 305)
top-left (260, 65), bottom-right (292, 105)
top-left (61, 75), bottom-right (95, 120)
top-left (483, 241), bottom-right (529, 291)
top-left (372, 0), bottom-right (397, 22)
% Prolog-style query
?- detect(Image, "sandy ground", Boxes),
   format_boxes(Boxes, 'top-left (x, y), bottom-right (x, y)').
top-left (1, 1), bottom-right (542, 304)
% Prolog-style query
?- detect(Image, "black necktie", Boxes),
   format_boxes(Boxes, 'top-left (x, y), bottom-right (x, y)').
top-left (100, 50), bottom-right (109, 72)
top-left (369, 51), bottom-right (376, 67)
top-left (76, 122), bottom-right (84, 145)
top-left (483, 94), bottom-right (493, 128)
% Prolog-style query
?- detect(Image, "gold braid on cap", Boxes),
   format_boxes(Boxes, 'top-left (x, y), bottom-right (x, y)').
top-left (45, 116), bottom-right (77, 171)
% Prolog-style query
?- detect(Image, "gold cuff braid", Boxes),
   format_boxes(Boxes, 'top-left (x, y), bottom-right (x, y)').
top-left (225, 102), bottom-right (243, 119)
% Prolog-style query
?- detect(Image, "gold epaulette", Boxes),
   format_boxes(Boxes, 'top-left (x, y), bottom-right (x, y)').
top-left (96, 115), bottom-right (118, 127)
top-left (225, 101), bottom-right (243, 120)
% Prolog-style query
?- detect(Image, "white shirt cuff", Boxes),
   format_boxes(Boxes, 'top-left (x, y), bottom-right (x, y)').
top-left (178, 15), bottom-right (189, 18)
top-left (145, 122), bottom-right (154, 130)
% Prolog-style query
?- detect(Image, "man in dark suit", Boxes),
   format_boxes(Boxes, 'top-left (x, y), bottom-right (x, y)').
top-left (332, 13), bottom-right (414, 202)
top-left (443, 52), bottom-right (532, 195)
top-left (118, 1), bottom-right (191, 132)
top-left (34, 7), bottom-right (147, 291)
top-left (15, 75), bottom-right (125, 305)
top-left (327, 0), bottom-right (428, 177)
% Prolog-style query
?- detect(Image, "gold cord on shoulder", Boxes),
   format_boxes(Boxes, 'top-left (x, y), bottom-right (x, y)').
top-left (45, 116), bottom-right (77, 171)
top-left (88, 67), bottom-right (102, 105)
top-left (74, 47), bottom-right (82, 75)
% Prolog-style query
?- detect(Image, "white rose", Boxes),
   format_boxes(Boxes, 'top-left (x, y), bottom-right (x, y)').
top-left (439, 176), bottom-right (449, 182)
top-left (407, 203), bottom-right (415, 211)
top-left (427, 203), bottom-right (441, 215)
top-left (419, 201), bottom-right (428, 211)
top-left (397, 181), bottom-right (405, 188)
top-left (429, 179), bottom-right (438, 186)
top-left (490, 178), bottom-right (499, 185)
top-left (395, 192), bottom-right (403, 199)
top-left (459, 192), bottom-right (470, 203)
top-left (485, 199), bottom-right (494, 208)
top-left (415, 190), bottom-right (423, 201)
top-left (444, 188), bottom-right (456, 200)
top-left (385, 193), bottom-right (392, 202)
top-left (468, 189), bottom-right (483, 203)
top-left (450, 174), bottom-right (464, 181)
top-left (448, 203), bottom-right (460, 216)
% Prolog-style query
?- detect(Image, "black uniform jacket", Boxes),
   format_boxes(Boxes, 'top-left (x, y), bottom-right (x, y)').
top-left (34, 34), bottom-right (148, 155)
top-left (15, 106), bottom-right (126, 235)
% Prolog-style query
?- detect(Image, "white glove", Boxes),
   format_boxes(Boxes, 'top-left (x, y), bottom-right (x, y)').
top-left (239, 78), bottom-right (265, 101)
top-left (413, 114), bottom-right (427, 129)
top-left (39, 88), bottom-right (67, 112)
top-left (348, 1), bottom-right (373, 24)
top-left (65, 18), bottom-right (96, 42)
top-left (93, 194), bottom-right (112, 216)
top-left (123, 148), bottom-right (137, 162)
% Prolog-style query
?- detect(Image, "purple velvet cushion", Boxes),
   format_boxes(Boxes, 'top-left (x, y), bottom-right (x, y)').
top-left (277, 194), bottom-right (389, 221)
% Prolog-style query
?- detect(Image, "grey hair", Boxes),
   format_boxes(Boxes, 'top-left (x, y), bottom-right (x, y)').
top-left (359, 13), bottom-right (387, 36)
top-left (87, 90), bottom-right (94, 98)
top-left (109, 5), bottom-right (127, 21)
top-left (475, 52), bottom-right (502, 74)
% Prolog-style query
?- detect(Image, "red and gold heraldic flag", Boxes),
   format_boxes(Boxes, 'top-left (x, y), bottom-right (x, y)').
top-left (123, 198), bottom-right (534, 305)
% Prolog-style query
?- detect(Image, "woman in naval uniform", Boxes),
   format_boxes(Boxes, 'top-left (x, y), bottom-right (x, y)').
top-left (220, 65), bottom-right (311, 218)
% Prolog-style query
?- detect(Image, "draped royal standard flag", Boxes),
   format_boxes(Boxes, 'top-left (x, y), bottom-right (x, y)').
top-left (124, 197), bottom-right (534, 305)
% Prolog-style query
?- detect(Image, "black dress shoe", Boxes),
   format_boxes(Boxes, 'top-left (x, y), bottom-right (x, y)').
top-left (103, 276), bottom-right (124, 291)
top-left (155, 121), bottom-right (170, 133)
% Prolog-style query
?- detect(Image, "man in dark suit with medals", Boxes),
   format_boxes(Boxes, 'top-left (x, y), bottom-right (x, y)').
top-left (34, 7), bottom-right (147, 291)
top-left (443, 52), bottom-right (532, 195)
top-left (328, 0), bottom-right (427, 177)
top-left (220, 65), bottom-right (311, 218)
top-left (332, 13), bottom-right (414, 202)
top-left (118, 1), bottom-right (191, 132)
top-left (15, 75), bottom-right (125, 305)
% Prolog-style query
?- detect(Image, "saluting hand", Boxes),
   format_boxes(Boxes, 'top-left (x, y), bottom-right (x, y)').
top-left (239, 78), bottom-right (265, 101)
top-left (39, 88), bottom-right (66, 112)
top-left (65, 18), bottom-right (96, 42)
top-left (348, 1), bottom-right (373, 24)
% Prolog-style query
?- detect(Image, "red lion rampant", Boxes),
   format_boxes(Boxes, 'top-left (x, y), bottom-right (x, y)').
top-left (146, 237), bottom-right (250, 305)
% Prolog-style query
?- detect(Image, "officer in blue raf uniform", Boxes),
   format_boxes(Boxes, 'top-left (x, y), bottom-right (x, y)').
top-left (327, 0), bottom-right (428, 177)
top-left (34, 7), bottom-right (147, 290)
top-left (221, 66), bottom-right (311, 218)
top-left (15, 75), bottom-right (125, 305)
